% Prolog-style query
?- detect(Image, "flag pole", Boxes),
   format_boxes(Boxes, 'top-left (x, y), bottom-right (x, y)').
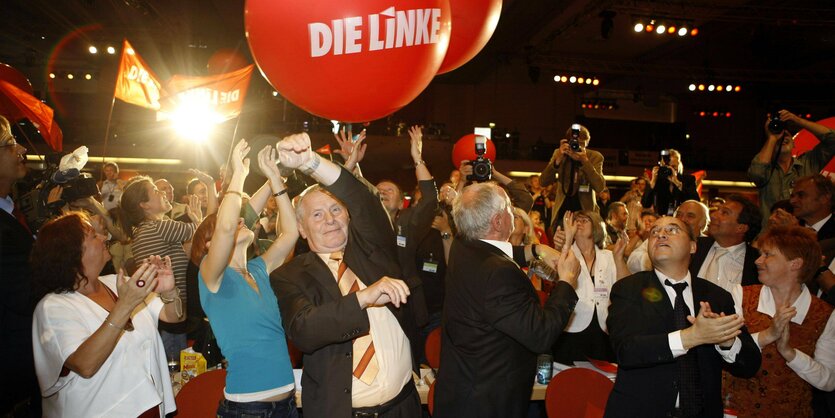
top-left (221, 113), bottom-right (244, 192)
top-left (100, 39), bottom-right (126, 181)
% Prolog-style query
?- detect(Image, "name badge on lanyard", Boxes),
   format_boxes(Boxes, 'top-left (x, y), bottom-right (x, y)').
top-left (422, 253), bottom-right (438, 273)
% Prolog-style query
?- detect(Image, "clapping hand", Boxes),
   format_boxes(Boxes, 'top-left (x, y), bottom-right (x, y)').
top-left (257, 145), bottom-right (282, 181)
top-left (562, 211), bottom-right (577, 251)
top-left (115, 263), bottom-right (159, 309)
top-left (186, 194), bottom-right (202, 223)
top-left (230, 139), bottom-right (251, 177)
top-left (683, 301), bottom-right (745, 349)
top-left (759, 305), bottom-right (796, 347)
top-left (145, 255), bottom-right (175, 293)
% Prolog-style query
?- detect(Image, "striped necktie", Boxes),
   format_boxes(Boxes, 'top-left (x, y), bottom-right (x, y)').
top-left (330, 252), bottom-right (379, 385)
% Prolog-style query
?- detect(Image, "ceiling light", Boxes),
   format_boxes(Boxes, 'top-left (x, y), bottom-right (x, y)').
top-left (708, 84), bottom-right (715, 91)
top-left (688, 84), bottom-right (696, 91)
top-left (560, 76), bottom-right (567, 82)
top-left (106, 46), bottom-right (116, 54)
top-left (734, 85), bottom-right (741, 92)
top-left (667, 26), bottom-right (676, 34)
top-left (726, 85), bottom-right (733, 91)
top-left (67, 73), bottom-right (74, 80)
top-left (690, 28), bottom-right (699, 36)
top-left (569, 76), bottom-right (577, 83)
top-left (634, 23), bottom-right (644, 32)
top-left (577, 77), bottom-right (585, 83)
top-left (678, 27), bottom-right (688, 36)
top-left (554, 75), bottom-right (560, 82)
top-left (645, 24), bottom-right (654, 32)
top-left (592, 79), bottom-right (600, 86)
top-left (656, 25), bottom-right (666, 34)
top-left (49, 73), bottom-right (56, 79)
top-left (585, 78), bottom-right (592, 84)
top-left (716, 85), bottom-right (724, 91)
top-left (88, 46), bottom-right (98, 54)
top-left (85, 74), bottom-right (92, 80)
top-left (698, 84), bottom-right (705, 91)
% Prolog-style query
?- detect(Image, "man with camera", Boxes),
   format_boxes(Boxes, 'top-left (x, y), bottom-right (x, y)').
top-left (748, 109), bottom-right (835, 222)
top-left (540, 124), bottom-right (606, 231)
top-left (642, 149), bottom-right (699, 216)
top-left (97, 161), bottom-right (125, 211)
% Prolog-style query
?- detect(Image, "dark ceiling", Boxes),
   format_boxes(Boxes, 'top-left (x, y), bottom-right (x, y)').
top-left (1, 0), bottom-right (835, 176)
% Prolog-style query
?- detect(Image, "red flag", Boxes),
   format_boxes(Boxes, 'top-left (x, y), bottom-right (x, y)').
top-left (691, 170), bottom-right (706, 198)
top-left (114, 39), bottom-right (163, 110)
top-left (0, 80), bottom-right (63, 151)
top-left (315, 144), bottom-right (332, 155)
top-left (159, 65), bottom-right (254, 122)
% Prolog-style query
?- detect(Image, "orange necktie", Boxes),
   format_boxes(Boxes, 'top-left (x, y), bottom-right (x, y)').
top-left (330, 252), bottom-right (379, 385)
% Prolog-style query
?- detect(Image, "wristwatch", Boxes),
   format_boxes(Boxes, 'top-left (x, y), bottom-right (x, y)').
top-left (441, 232), bottom-right (452, 240)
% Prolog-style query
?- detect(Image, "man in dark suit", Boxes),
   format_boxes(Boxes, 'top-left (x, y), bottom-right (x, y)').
top-left (0, 115), bottom-right (38, 416)
top-left (790, 174), bottom-right (835, 240)
top-left (540, 124), bottom-right (606, 231)
top-left (690, 195), bottom-right (762, 291)
top-left (605, 216), bottom-right (761, 418)
top-left (433, 182), bottom-right (580, 418)
top-left (270, 133), bottom-right (422, 418)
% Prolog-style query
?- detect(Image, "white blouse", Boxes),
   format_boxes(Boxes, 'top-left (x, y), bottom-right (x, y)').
top-left (563, 243), bottom-right (617, 333)
top-left (32, 275), bottom-right (176, 417)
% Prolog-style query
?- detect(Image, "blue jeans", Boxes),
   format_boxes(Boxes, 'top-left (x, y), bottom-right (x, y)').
top-left (216, 397), bottom-right (299, 418)
top-left (159, 330), bottom-right (187, 360)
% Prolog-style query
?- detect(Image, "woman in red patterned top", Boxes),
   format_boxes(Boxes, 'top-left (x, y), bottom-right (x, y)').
top-left (724, 226), bottom-right (835, 417)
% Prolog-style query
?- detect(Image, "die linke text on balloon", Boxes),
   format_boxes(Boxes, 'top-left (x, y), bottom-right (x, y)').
top-left (308, 7), bottom-right (443, 58)
top-left (177, 87), bottom-right (242, 106)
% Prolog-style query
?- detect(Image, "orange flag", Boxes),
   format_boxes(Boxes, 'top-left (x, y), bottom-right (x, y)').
top-left (114, 39), bottom-right (163, 110)
top-left (0, 80), bottom-right (63, 151)
top-left (315, 144), bottom-right (332, 154)
top-left (159, 65), bottom-right (253, 122)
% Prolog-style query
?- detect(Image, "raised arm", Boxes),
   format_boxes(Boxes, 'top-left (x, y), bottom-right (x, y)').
top-left (199, 140), bottom-right (250, 293)
top-left (257, 145), bottom-right (299, 272)
top-left (189, 169), bottom-right (218, 216)
top-left (408, 125), bottom-right (432, 181)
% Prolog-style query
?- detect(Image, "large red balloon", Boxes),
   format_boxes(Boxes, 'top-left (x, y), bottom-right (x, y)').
top-left (437, 0), bottom-right (502, 74)
top-left (452, 133), bottom-right (497, 167)
top-left (245, 0), bottom-right (451, 122)
top-left (207, 49), bottom-right (250, 75)
top-left (792, 116), bottom-right (835, 176)
top-left (0, 63), bottom-right (35, 122)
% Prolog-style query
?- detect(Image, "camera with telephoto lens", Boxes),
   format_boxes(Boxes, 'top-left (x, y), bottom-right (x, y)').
top-left (658, 149), bottom-right (673, 179)
top-left (569, 123), bottom-right (582, 152)
top-left (466, 136), bottom-right (492, 182)
top-left (768, 112), bottom-right (785, 135)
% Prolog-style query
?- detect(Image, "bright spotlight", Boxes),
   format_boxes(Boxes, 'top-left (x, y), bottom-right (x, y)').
top-left (49, 73), bottom-right (56, 79)
top-left (569, 76), bottom-right (577, 83)
top-left (67, 73), bottom-right (74, 80)
top-left (592, 79), bottom-right (600, 86)
top-left (577, 77), bottom-right (585, 84)
top-left (656, 25), bottom-right (666, 34)
top-left (678, 27), bottom-right (688, 36)
top-left (88, 46), bottom-right (98, 54)
top-left (716, 85), bottom-right (724, 91)
top-left (554, 75), bottom-right (561, 82)
top-left (697, 84), bottom-right (705, 91)
top-left (688, 84), bottom-right (696, 91)
top-left (272, 91), bottom-right (279, 96)
top-left (106, 46), bottom-right (116, 54)
top-left (667, 26), bottom-right (676, 34)
top-left (585, 78), bottom-right (592, 84)
top-left (708, 84), bottom-right (715, 91)
top-left (726, 85), bottom-right (733, 91)
top-left (560, 76), bottom-right (567, 82)
top-left (645, 24), bottom-right (654, 32)
top-left (634, 23), bottom-right (644, 32)
top-left (734, 85), bottom-right (741, 92)
top-left (171, 98), bottom-right (223, 143)
top-left (690, 28), bottom-right (699, 36)
top-left (84, 74), bottom-right (92, 80)
top-left (505, 133), bottom-right (511, 138)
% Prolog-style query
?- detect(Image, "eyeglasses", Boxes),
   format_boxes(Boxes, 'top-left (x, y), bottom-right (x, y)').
top-left (649, 224), bottom-right (684, 237)
top-left (574, 217), bottom-right (591, 224)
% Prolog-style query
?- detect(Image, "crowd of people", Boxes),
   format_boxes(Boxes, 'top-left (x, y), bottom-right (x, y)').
top-left (1, 108), bottom-right (835, 418)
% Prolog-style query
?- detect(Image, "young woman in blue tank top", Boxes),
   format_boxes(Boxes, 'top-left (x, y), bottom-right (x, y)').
top-left (194, 140), bottom-right (299, 418)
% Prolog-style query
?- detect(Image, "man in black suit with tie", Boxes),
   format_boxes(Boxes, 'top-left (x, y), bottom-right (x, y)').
top-left (689, 195), bottom-right (762, 292)
top-left (270, 133), bottom-right (422, 418)
top-left (434, 182), bottom-right (580, 418)
top-left (790, 174), bottom-right (835, 240)
top-left (0, 115), bottom-right (39, 416)
top-left (605, 216), bottom-right (761, 418)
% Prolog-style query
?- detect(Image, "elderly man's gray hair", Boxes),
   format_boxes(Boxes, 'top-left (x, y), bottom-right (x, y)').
top-left (452, 182), bottom-right (508, 240)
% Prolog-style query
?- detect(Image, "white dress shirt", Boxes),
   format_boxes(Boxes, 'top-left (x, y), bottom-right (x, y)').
top-left (0, 194), bottom-right (14, 216)
top-left (732, 284), bottom-right (835, 391)
top-left (480, 239), bottom-right (514, 259)
top-left (696, 241), bottom-right (747, 293)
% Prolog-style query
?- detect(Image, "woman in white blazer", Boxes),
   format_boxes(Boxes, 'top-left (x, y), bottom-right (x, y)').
top-left (552, 210), bottom-right (629, 363)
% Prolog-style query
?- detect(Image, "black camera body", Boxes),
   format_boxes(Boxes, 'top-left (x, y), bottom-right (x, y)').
top-left (569, 123), bottom-right (582, 152)
top-left (768, 114), bottom-right (785, 135)
top-left (466, 137), bottom-right (492, 182)
top-left (61, 173), bottom-right (99, 202)
top-left (658, 149), bottom-right (673, 179)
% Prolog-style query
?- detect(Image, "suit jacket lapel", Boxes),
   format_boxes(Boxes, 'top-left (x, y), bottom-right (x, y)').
top-left (646, 272), bottom-right (676, 329)
top-left (303, 253), bottom-right (342, 300)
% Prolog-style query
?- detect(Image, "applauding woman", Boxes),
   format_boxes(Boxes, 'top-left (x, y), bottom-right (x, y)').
top-left (724, 226), bottom-right (835, 417)
top-left (31, 213), bottom-right (183, 417)
top-left (195, 140), bottom-right (300, 418)
top-left (551, 211), bottom-right (629, 363)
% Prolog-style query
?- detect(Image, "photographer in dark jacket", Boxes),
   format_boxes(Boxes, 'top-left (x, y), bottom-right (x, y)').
top-left (642, 148), bottom-right (699, 216)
